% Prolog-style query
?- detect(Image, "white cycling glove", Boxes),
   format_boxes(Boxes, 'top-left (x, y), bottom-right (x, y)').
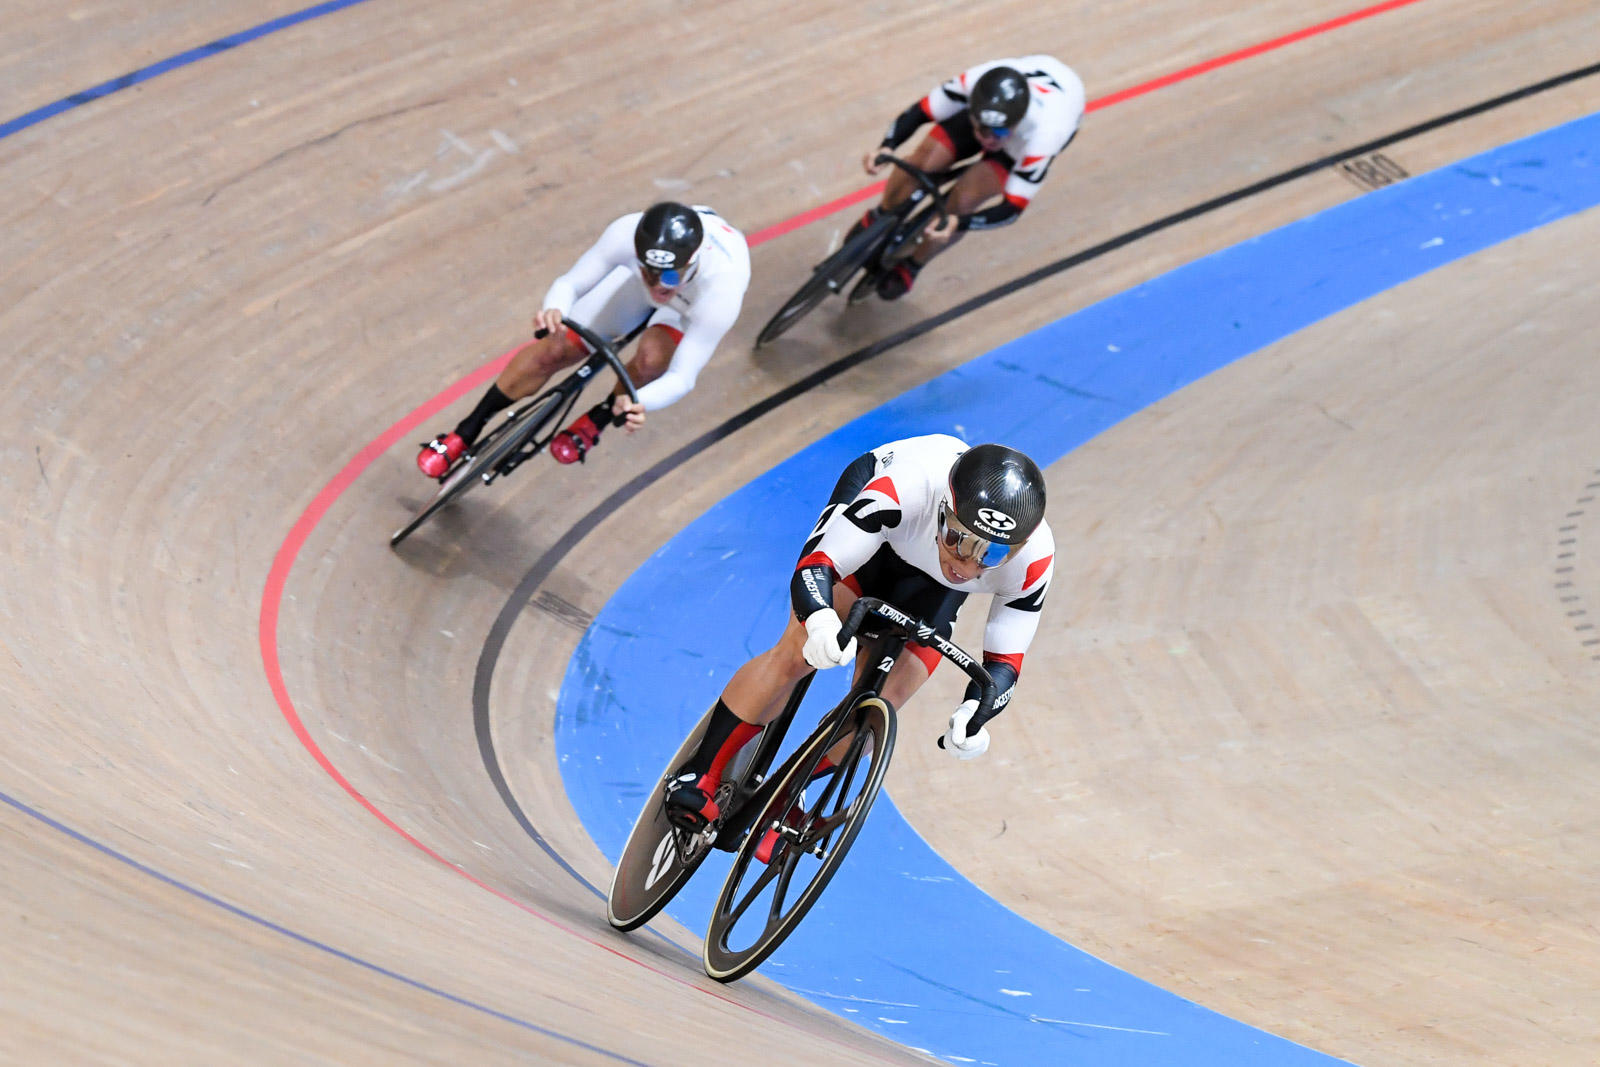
top-left (942, 699), bottom-right (991, 760)
top-left (802, 609), bottom-right (857, 670)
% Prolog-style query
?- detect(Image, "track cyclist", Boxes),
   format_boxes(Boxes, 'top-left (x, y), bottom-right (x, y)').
top-left (663, 434), bottom-right (1056, 830)
top-left (854, 55), bottom-right (1085, 301)
top-left (417, 202), bottom-right (750, 477)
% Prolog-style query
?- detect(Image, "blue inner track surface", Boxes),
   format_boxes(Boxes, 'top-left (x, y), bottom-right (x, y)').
top-left (558, 113), bottom-right (1599, 1065)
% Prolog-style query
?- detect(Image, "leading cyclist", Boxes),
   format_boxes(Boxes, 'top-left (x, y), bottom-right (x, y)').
top-left (663, 434), bottom-right (1056, 830)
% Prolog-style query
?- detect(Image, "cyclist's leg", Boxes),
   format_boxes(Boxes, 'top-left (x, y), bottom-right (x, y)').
top-left (498, 264), bottom-right (640, 410)
top-left (663, 610), bottom-right (817, 827)
top-left (604, 305), bottom-right (684, 418)
top-left (620, 323), bottom-right (680, 386)
top-left (909, 155), bottom-right (1007, 268)
top-left (494, 331), bottom-right (583, 397)
top-left (890, 582), bottom-right (967, 705)
top-left (452, 335), bottom-right (583, 451)
top-left (554, 317), bottom-right (679, 454)
top-left (880, 120), bottom-right (962, 211)
top-left (866, 119), bottom-right (989, 300)
top-left (720, 605), bottom-right (822, 726)
top-left (847, 118), bottom-right (965, 249)
top-left (543, 271), bottom-right (662, 460)
top-left (445, 273), bottom-right (639, 450)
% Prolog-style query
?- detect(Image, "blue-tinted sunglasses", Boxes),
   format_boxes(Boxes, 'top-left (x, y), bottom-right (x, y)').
top-left (640, 262), bottom-right (684, 287)
top-left (938, 504), bottom-right (1017, 567)
top-left (972, 115), bottom-right (1010, 140)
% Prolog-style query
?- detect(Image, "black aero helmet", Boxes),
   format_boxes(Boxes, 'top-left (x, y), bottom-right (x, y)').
top-left (633, 201), bottom-right (704, 282)
top-left (939, 443), bottom-right (1046, 566)
top-left (967, 66), bottom-right (1030, 133)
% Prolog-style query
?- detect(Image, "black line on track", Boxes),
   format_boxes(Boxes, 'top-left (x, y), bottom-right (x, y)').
top-left (472, 60), bottom-right (1600, 902)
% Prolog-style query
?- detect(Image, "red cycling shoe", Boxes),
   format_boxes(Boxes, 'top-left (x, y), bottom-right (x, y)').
top-left (550, 413), bottom-right (601, 465)
top-left (416, 433), bottom-right (464, 478)
top-left (876, 263), bottom-right (918, 301)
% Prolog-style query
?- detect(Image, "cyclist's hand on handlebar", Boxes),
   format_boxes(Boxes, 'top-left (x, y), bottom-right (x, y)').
top-left (611, 394), bottom-right (645, 433)
top-left (941, 699), bottom-right (990, 760)
top-left (802, 609), bottom-right (857, 670)
top-left (925, 211), bottom-right (960, 243)
top-left (532, 308), bottom-right (564, 336)
top-left (863, 149), bottom-right (890, 175)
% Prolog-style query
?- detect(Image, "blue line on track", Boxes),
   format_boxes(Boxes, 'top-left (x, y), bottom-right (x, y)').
top-left (0, 788), bottom-right (647, 1064)
top-left (0, 0), bottom-right (376, 142)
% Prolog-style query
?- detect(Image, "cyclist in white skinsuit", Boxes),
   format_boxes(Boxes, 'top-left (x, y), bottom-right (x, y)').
top-left (854, 54), bottom-right (1086, 301)
top-left (662, 434), bottom-right (1057, 832)
top-left (417, 202), bottom-right (750, 476)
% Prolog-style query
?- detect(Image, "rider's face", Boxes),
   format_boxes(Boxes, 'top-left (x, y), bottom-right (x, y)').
top-left (971, 118), bottom-right (1008, 152)
top-left (935, 538), bottom-right (985, 584)
top-left (639, 264), bottom-right (683, 302)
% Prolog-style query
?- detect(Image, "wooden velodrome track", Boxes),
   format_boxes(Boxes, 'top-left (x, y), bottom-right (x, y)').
top-left (4, 0), bottom-right (1599, 1063)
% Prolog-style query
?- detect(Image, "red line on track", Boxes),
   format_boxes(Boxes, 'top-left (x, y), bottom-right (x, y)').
top-left (1089, 0), bottom-right (1427, 111)
top-left (255, 367), bottom-right (840, 1034)
top-left (744, 0), bottom-right (1428, 244)
top-left (257, 0), bottom-right (1427, 1025)
top-left (746, 180), bottom-right (884, 246)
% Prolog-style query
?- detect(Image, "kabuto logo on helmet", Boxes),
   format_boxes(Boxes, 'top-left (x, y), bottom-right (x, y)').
top-left (634, 202), bottom-right (703, 278)
top-left (976, 109), bottom-right (1010, 128)
top-left (977, 507), bottom-right (1016, 533)
top-left (948, 442), bottom-right (1046, 553)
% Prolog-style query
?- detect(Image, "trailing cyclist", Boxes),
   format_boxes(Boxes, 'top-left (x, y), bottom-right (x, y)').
top-left (417, 202), bottom-right (750, 477)
top-left (855, 55), bottom-right (1085, 301)
top-left (663, 434), bottom-right (1056, 830)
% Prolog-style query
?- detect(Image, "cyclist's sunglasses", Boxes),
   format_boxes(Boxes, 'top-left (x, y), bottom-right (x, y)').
top-left (937, 502), bottom-right (1016, 568)
top-left (971, 115), bottom-right (1010, 141)
top-left (639, 262), bottom-right (685, 288)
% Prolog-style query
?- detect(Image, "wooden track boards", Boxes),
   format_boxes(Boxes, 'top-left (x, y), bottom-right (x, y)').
top-left (3, 1), bottom-right (1598, 1062)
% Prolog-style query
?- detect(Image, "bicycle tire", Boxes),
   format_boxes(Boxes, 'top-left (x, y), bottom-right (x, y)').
top-left (607, 709), bottom-right (774, 932)
top-left (389, 391), bottom-right (564, 547)
top-left (754, 213), bottom-right (899, 347)
top-left (754, 270), bottom-right (838, 348)
top-left (702, 695), bottom-right (895, 982)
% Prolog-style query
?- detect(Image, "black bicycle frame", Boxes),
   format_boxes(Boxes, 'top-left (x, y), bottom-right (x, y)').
top-left (876, 156), bottom-right (973, 257)
top-left (488, 350), bottom-right (607, 482)
top-left (714, 596), bottom-right (997, 849)
top-left (486, 319), bottom-right (642, 482)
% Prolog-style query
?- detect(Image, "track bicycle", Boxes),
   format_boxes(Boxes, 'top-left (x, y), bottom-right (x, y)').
top-left (389, 319), bottom-right (639, 547)
top-left (606, 595), bottom-right (996, 983)
top-left (754, 154), bottom-right (974, 347)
